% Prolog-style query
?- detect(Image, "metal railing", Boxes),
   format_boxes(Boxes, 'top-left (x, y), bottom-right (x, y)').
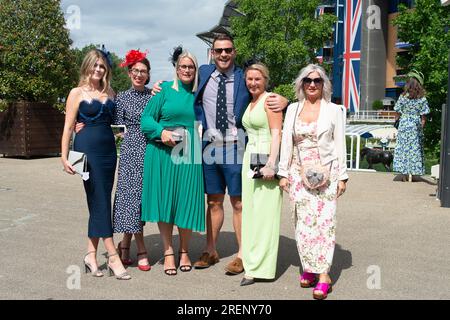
top-left (348, 110), bottom-right (396, 123)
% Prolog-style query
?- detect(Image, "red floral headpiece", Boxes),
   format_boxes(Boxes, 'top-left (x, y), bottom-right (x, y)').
top-left (120, 49), bottom-right (148, 68)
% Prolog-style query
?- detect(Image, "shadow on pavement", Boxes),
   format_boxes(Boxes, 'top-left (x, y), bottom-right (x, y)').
top-left (131, 232), bottom-right (352, 284)
top-left (330, 244), bottom-right (353, 284)
top-left (132, 231), bottom-right (243, 267)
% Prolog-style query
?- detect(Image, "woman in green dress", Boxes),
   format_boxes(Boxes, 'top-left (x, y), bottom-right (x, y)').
top-left (240, 63), bottom-right (283, 286)
top-left (140, 49), bottom-right (204, 276)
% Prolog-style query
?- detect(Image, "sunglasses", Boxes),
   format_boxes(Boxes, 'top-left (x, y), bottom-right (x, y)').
top-left (303, 77), bottom-right (323, 85)
top-left (212, 47), bottom-right (234, 54)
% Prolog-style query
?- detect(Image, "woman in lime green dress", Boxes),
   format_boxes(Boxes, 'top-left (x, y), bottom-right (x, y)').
top-left (140, 50), bottom-right (204, 276)
top-left (240, 63), bottom-right (283, 286)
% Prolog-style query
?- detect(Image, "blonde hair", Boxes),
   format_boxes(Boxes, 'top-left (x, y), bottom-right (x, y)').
top-left (245, 63), bottom-right (270, 90)
top-left (294, 64), bottom-right (332, 102)
top-left (78, 49), bottom-right (112, 93)
top-left (172, 51), bottom-right (199, 92)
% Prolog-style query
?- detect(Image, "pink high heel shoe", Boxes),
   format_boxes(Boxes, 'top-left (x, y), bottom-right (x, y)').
top-left (313, 282), bottom-right (333, 300)
top-left (299, 272), bottom-right (317, 288)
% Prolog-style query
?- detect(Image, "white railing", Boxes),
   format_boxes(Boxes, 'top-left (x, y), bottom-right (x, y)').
top-left (348, 110), bottom-right (396, 123)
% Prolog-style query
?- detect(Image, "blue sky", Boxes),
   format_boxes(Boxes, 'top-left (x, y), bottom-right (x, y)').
top-left (60, 0), bottom-right (227, 86)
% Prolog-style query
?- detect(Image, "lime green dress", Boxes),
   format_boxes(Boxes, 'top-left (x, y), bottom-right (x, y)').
top-left (241, 92), bottom-right (282, 279)
top-left (140, 80), bottom-right (205, 232)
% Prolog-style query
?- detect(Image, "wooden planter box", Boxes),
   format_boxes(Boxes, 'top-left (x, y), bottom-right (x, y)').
top-left (0, 101), bottom-right (64, 157)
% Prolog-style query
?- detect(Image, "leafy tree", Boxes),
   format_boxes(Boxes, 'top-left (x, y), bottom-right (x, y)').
top-left (272, 83), bottom-right (296, 102)
top-left (230, 0), bottom-right (336, 92)
top-left (0, 0), bottom-right (76, 106)
top-left (393, 0), bottom-right (450, 155)
top-left (72, 45), bottom-right (131, 93)
top-left (372, 100), bottom-right (384, 110)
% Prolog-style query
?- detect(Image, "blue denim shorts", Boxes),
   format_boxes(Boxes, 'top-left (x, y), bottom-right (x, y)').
top-left (202, 142), bottom-right (244, 196)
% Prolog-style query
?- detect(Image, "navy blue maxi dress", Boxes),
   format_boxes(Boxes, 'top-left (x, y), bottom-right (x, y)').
top-left (74, 98), bottom-right (117, 238)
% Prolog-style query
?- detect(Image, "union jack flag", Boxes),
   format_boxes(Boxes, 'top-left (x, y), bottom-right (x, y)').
top-left (318, 6), bottom-right (324, 16)
top-left (342, 0), bottom-right (361, 112)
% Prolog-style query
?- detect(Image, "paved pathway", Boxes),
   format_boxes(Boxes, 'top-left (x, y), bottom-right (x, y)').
top-left (0, 156), bottom-right (449, 300)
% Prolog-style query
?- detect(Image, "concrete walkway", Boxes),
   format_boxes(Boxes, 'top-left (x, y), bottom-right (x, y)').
top-left (0, 156), bottom-right (449, 300)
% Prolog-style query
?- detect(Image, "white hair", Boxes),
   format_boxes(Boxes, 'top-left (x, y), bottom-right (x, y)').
top-left (294, 64), bottom-right (332, 102)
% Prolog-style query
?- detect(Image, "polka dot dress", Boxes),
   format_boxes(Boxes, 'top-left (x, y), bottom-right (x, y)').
top-left (112, 87), bottom-right (152, 234)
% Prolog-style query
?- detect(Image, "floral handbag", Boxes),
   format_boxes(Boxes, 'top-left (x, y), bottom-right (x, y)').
top-left (299, 160), bottom-right (331, 190)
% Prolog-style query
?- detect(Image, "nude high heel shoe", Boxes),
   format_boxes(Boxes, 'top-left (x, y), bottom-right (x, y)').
top-left (107, 253), bottom-right (131, 280)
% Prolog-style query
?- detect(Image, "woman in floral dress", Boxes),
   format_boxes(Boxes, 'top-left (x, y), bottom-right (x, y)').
top-left (393, 71), bottom-right (429, 182)
top-left (278, 64), bottom-right (348, 300)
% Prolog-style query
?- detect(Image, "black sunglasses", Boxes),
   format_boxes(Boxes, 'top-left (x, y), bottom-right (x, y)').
top-left (212, 47), bottom-right (234, 54)
top-left (303, 77), bottom-right (323, 85)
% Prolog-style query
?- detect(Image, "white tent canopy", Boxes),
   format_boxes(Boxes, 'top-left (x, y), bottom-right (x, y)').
top-left (346, 124), bottom-right (397, 171)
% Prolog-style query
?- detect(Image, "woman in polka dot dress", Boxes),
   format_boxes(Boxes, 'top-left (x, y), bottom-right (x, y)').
top-left (113, 50), bottom-right (153, 271)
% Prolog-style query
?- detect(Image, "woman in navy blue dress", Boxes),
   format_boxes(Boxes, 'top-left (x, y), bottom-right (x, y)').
top-left (61, 49), bottom-right (131, 280)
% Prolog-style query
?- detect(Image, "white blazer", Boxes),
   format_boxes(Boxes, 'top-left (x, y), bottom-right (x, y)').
top-left (277, 99), bottom-right (349, 181)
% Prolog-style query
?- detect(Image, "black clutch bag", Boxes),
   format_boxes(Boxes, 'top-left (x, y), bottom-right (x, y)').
top-left (250, 153), bottom-right (279, 179)
top-left (155, 126), bottom-right (186, 143)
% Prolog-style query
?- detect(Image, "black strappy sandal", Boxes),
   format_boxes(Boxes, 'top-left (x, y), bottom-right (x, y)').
top-left (178, 251), bottom-right (192, 272)
top-left (163, 253), bottom-right (177, 276)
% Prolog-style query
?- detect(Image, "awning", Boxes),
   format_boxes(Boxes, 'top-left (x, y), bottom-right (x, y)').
top-left (346, 124), bottom-right (397, 139)
top-left (196, 0), bottom-right (241, 45)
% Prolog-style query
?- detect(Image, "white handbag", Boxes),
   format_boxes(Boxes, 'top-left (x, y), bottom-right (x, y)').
top-left (68, 150), bottom-right (89, 181)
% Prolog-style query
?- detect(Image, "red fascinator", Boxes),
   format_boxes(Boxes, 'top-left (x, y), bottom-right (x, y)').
top-left (120, 49), bottom-right (148, 68)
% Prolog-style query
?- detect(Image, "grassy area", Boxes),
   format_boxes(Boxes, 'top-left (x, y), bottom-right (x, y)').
top-left (347, 137), bottom-right (439, 174)
top-left (357, 153), bottom-right (439, 174)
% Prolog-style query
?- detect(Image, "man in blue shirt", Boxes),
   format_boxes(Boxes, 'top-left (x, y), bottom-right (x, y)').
top-left (153, 34), bottom-right (288, 275)
top-left (193, 34), bottom-right (287, 275)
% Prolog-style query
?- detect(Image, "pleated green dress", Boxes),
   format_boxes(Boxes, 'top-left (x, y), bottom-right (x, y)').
top-left (140, 80), bottom-right (205, 232)
top-left (241, 92), bottom-right (282, 279)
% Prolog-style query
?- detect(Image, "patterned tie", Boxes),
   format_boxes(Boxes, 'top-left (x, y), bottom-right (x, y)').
top-left (216, 73), bottom-right (228, 136)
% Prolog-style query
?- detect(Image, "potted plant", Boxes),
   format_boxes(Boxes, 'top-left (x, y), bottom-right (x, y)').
top-left (0, 0), bottom-right (77, 157)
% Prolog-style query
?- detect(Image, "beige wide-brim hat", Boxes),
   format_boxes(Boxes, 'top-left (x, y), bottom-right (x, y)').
top-left (407, 69), bottom-right (424, 85)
